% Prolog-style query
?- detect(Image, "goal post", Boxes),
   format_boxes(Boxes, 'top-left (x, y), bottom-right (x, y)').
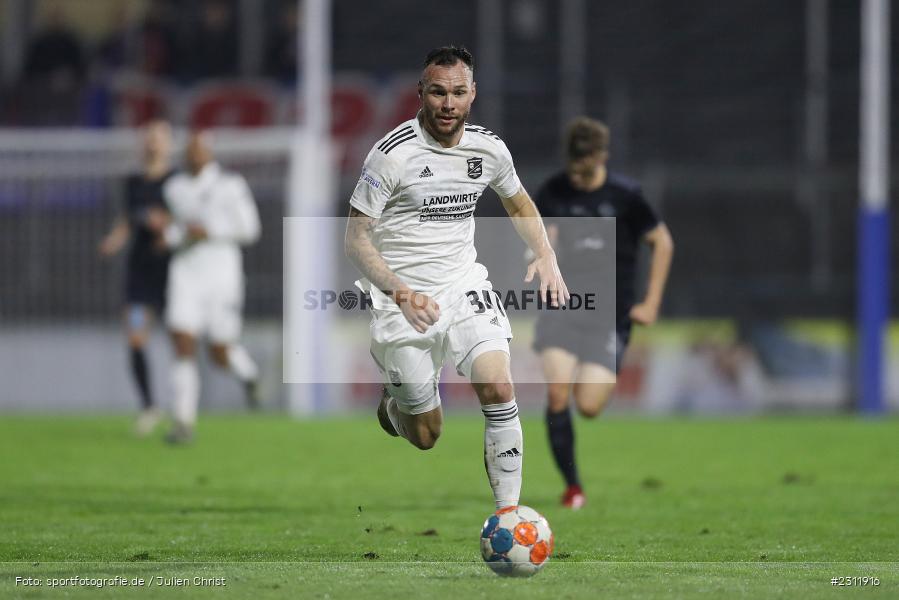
top-left (857, 0), bottom-right (890, 415)
top-left (285, 0), bottom-right (337, 416)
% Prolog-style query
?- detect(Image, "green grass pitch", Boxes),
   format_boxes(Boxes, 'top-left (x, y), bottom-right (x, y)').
top-left (1, 414), bottom-right (897, 598)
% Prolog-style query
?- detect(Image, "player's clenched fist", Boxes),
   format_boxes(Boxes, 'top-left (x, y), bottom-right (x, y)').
top-left (393, 289), bottom-right (441, 333)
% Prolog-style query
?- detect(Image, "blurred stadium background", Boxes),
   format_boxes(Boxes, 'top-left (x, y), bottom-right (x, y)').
top-left (0, 0), bottom-right (896, 416)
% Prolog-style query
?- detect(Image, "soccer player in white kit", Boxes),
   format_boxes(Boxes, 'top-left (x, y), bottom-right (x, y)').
top-left (345, 46), bottom-right (569, 508)
top-left (148, 131), bottom-right (262, 443)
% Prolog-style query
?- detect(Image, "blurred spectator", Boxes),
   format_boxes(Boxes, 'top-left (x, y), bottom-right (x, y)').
top-left (22, 5), bottom-right (85, 85)
top-left (16, 4), bottom-right (85, 125)
top-left (264, 1), bottom-right (299, 84)
top-left (96, 5), bottom-right (134, 72)
top-left (181, 0), bottom-right (239, 80)
top-left (673, 339), bottom-right (765, 413)
top-left (96, 0), bottom-right (179, 77)
top-left (139, 0), bottom-right (180, 77)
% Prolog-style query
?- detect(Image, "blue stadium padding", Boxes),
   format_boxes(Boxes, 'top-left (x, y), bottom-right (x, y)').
top-left (858, 208), bottom-right (890, 414)
top-left (83, 83), bottom-right (112, 128)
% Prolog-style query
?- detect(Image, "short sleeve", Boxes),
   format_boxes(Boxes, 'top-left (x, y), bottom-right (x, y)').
top-left (348, 148), bottom-right (397, 218)
top-left (627, 187), bottom-right (660, 239)
top-left (489, 140), bottom-right (522, 199)
top-left (204, 174), bottom-right (261, 245)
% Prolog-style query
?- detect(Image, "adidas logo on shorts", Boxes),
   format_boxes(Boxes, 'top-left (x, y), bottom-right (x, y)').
top-left (418, 166), bottom-right (433, 178)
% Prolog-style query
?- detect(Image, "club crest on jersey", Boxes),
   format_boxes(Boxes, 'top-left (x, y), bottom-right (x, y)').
top-left (466, 157), bottom-right (483, 179)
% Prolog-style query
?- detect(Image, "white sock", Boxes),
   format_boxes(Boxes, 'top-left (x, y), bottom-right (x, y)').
top-left (385, 394), bottom-right (409, 440)
top-left (227, 344), bottom-right (259, 383)
top-left (482, 399), bottom-right (523, 508)
top-left (172, 358), bottom-right (199, 426)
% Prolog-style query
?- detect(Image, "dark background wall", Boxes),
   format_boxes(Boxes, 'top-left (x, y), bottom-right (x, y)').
top-left (0, 0), bottom-right (896, 322)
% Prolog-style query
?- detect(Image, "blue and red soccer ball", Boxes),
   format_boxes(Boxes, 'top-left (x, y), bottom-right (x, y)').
top-left (480, 505), bottom-right (554, 577)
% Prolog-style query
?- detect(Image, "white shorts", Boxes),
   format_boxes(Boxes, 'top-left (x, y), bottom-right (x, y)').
top-left (165, 264), bottom-right (244, 344)
top-left (369, 279), bottom-right (513, 415)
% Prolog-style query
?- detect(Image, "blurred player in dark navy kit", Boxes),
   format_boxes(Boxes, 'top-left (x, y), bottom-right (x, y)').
top-left (98, 119), bottom-right (175, 436)
top-left (533, 117), bottom-right (674, 508)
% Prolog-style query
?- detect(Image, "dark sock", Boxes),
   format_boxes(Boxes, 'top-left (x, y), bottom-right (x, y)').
top-left (130, 347), bottom-right (153, 409)
top-left (546, 407), bottom-right (580, 487)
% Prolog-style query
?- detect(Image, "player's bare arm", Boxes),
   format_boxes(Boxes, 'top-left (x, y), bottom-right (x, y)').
top-left (344, 206), bottom-right (440, 333)
top-left (545, 223), bottom-right (559, 248)
top-left (630, 223), bottom-right (674, 325)
top-left (98, 217), bottom-right (130, 257)
top-left (500, 187), bottom-right (570, 305)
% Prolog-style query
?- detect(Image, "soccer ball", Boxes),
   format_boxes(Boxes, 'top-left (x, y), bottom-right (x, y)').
top-left (480, 505), bottom-right (553, 577)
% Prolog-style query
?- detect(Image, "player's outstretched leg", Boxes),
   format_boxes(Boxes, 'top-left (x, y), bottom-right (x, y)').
top-left (127, 306), bottom-right (161, 437)
top-left (540, 348), bottom-right (585, 508)
top-left (471, 350), bottom-right (522, 509)
top-left (168, 331), bottom-right (198, 444)
top-left (572, 363), bottom-right (617, 419)
top-left (547, 403), bottom-right (584, 508)
top-left (377, 386), bottom-right (400, 437)
top-left (210, 343), bottom-right (261, 409)
top-left (378, 386), bottom-right (443, 450)
top-left (130, 345), bottom-right (152, 407)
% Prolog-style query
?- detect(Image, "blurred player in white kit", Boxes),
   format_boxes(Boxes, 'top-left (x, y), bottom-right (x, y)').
top-left (148, 131), bottom-right (262, 443)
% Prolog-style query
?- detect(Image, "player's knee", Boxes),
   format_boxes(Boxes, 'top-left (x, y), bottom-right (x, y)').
top-left (577, 403), bottom-right (603, 419)
top-left (127, 331), bottom-right (147, 349)
top-left (477, 380), bottom-right (515, 405)
top-left (171, 332), bottom-right (195, 357)
top-left (209, 344), bottom-right (229, 368)
top-left (546, 383), bottom-right (571, 412)
top-left (410, 426), bottom-right (441, 450)
top-left (411, 435), bottom-right (437, 451)
top-left (574, 386), bottom-right (614, 419)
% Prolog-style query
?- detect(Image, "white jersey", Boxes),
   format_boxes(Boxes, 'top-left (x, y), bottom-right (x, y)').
top-left (162, 162), bottom-right (261, 282)
top-left (349, 116), bottom-right (521, 309)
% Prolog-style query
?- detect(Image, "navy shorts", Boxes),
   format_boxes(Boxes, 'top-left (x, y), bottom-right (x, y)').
top-left (533, 315), bottom-right (632, 373)
top-left (125, 261), bottom-right (168, 312)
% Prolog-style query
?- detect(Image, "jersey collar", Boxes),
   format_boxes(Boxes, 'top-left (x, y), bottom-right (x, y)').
top-left (195, 161), bottom-right (221, 183)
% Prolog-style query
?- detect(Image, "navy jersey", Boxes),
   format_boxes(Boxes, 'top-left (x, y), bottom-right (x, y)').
top-left (535, 171), bottom-right (660, 317)
top-left (122, 171), bottom-right (173, 307)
